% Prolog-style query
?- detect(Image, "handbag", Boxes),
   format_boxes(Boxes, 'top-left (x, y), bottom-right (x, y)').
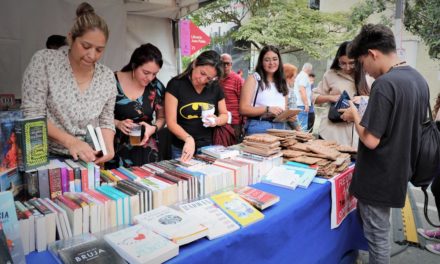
top-left (328, 90), bottom-right (351, 123)
top-left (213, 124), bottom-right (237, 147)
top-left (411, 104), bottom-right (440, 227)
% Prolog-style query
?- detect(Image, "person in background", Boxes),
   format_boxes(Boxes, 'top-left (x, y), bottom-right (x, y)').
top-left (105, 43), bottom-right (165, 169)
top-left (417, 92), bottom-right (440, 255)
top-left (307, 73), bottom-right (316, 131)
top-left (46, 35), bottom-right (67, 50)
top-left (313, 41), bottom-right (369, 147)
top-left (237, 69), bottom-right (244, 80)
top-left (21, 2), bottom-right (116, 163)
top-left (239, 45), bottom-right (290, 135)
top-left (340, 24), bottom-right (429, 263)
top-left (165, 50), bottom-right (228, 162)
top-left (283, 63), bottom-right (299, 130)
top-left (294, 63), bottom-right (313, 131)
top-left (219, 53), bottom-right (244, 141)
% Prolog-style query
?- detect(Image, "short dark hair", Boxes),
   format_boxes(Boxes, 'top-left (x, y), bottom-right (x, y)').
top-left (348, 24), bottom-right (396, 60)
top-left (121, 43), bottom-right (163, 72)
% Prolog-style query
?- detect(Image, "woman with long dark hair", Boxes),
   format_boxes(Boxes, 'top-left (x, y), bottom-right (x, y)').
top-left (239, 45), bottom-right (290, 135)
top-left (313, 41), bottom-right (370, 147)
top-left (165, 50), bottom-right (228, 162)
top-left (105, 43), bottom-right (165, 168)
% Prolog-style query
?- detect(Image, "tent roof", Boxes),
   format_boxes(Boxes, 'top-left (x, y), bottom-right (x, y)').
top-left (124, 0), bottom-right (214, 19)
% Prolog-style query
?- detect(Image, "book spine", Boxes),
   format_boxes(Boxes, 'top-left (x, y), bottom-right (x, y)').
top-left (37, 167), bottom-right (50, 198)
top-left (14, 120), bottom-right (26, 171)
top-left (48, 167), bottom-right (62, 199)
top-left (24, 169), bottom-right (39, 199)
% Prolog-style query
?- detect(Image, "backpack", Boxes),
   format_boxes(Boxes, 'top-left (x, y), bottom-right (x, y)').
top-left (411, 104), bottom-right (440, 227)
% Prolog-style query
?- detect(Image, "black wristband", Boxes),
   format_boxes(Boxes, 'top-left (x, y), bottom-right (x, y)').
top-left (153, 124), bottom-right (158, 134)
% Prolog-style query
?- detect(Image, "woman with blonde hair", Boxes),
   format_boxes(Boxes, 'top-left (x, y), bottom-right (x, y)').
top-left (21, 2), bottom-right (116, 163)
top-left (283, 63), bottom-right (299, 130)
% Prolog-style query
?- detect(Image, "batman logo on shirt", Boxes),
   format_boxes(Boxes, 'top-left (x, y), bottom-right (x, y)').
top-left (179, 102), bottom-right (211, 119)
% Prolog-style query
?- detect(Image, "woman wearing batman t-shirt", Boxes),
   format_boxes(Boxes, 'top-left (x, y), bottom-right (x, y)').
top-left (165, 50), bottom-right (228, 162)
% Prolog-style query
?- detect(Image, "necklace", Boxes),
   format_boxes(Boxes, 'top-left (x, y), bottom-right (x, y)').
top-left (390, 61), bottom-right (406, 70)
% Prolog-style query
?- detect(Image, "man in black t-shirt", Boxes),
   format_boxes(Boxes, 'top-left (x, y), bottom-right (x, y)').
top-left (340, 24), bottom-right (429, 264)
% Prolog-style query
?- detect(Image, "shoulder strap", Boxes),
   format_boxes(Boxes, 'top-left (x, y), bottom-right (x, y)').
top-left (422, 186), bottom-right (440, 227)
top-left (252, 72), bottom-right (261, 107)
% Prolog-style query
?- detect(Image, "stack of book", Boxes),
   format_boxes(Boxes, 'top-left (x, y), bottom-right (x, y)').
top-left (242, 133), bottom-right (282, 157)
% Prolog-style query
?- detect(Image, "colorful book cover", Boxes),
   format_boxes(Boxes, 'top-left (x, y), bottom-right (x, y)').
top-left (0, 223), bottom-right (13, 264)
top-left (104, 224), bottom-right (179, 264)
top-left (210, 191), bottom-right (264, 227)
top-left (0, 191), bottom-right (25, 264)
top-left (14, 116), bottom-right (49, 171)
top-left (282, 164), bottom-right (317, 188)
top-left (235, 186), bottom-right (280, 210)
top-left (0, 110), bottom-right (22, 171)
top-left (0, 168), bottom-right (24, 199)
top-left (58, 238), bottom-right (126, 264)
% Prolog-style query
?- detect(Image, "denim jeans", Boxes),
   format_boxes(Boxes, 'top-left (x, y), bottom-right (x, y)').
top-left (297, 106), bottom-right (309, 132)
top-left (357, 200), bottom-right (391, 264)
top-left (245, 119), bottom-right (285, 135)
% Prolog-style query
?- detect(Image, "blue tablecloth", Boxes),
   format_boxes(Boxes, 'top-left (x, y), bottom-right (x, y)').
top-left (26, 181), bottom-right (367, 264)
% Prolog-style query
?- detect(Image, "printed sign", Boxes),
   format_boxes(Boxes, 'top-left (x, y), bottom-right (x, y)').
top-left (179, 19), bottom-right (211, 56)
top-left (330, 165), bottom-right (357, 229)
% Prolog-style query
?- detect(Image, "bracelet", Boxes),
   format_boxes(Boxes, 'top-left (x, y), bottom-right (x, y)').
top-left (153, 124), bottom-right (158, 134)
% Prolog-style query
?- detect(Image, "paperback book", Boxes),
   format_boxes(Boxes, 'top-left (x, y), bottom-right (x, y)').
top-left (0, 110), bottom-right (22, 171)
top-left (262, 166), bottom-right (299, 190)
top-left (134, 206), bottom-right (208, 245)
top-left (210, 191), bottom-right (264, 227)
top-left (58, 238), bottom-right (126, 264)
top-left (104, 224), bottom-right (179, 264)
top-left (235, 186), bottom-right (280, 210)
top-left (179, 198), bottom-right (240, 239)
top-left (200, 145), bottom-right (240, 159)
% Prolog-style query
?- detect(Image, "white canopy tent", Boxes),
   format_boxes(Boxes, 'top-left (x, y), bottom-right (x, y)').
top-left (0, 0), bottom-right (209, 98)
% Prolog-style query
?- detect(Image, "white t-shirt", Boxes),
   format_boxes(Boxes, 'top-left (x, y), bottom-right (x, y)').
top-left (294, 71), bottom-right (312, 107)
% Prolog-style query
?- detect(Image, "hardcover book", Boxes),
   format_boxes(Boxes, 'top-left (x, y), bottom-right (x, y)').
top-left (14, 116), bottom-right (49, 171)
top-left (134, 206), bottom-right (208, 245)
top-left (210, 191), bottom-right (264, 227)
top-left (0, 191), bottom-right (25, 264)
top-left (58, 238), bottom-right (126, 264)
top-left (235, 186), bottom-right (280, 210)
top-left (104, 224), bottom-right (179, 264)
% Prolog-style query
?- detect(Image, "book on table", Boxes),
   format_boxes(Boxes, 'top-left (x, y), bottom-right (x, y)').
top-left (235, 186), bottom-right (280, 210)
top-left (133, 206), bottom-right (208, 246)
top-left (282, 164), bottom-right (318, 188)
top-left (262, 166), bottom-right (299, 190)
top-left (0, 110), bottom-right (22, 172)
top-left (179, 198), bottom-right (240, 240)
top-left (210, 191), bottom-right (264, 227)
top-left (200, 145), bottom-right (240, 159)
top-left (104, 224), bottom-right (179, 264)
top-left (14, 116), bottom-right (49, 171)
top-left (0, 191), bottom-right (25, 264)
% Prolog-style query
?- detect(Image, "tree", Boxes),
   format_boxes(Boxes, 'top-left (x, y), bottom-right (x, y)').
top-left (404, 0), bottom-right (440, 60)
top-left (190, 0), bottom-right (386, 58)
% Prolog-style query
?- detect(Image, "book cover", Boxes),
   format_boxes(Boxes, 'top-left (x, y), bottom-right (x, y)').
top-left (0, 223), bottom-right (13, 264)
top-left (235, 186), bottom-right (280, 210)
top-left (14, 116), bottom-right (49, 171)
top-left (262, 166), bottom-right (299, 190)
top-left (0, 191), bottom-right (25, 264)
top-left (272, 108), bottom-right (301, 122)
top-left (0, 110), bottom-right (22, 172)
top-left (179, 198), bottom-right (240, 240)
top-left (134, 206), bottom-right (208, 245)
top-left (210, 191), bottom-right (264, 227)
top-left (104, 224), bottom-right (179, 264)
top-left (283, 164), bottom-right (317, 188)
top-left (23, 169), bottom-right (39, 199)
top-left (200, 145), bottom-right (240, 159)
top-left (0, 168), bottom-right (24, 199)
top-left (58, 238), bottom-right (126, 264)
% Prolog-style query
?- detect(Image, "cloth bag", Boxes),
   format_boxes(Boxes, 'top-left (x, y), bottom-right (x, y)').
top-left (213, 124), bottom-right (237, 147)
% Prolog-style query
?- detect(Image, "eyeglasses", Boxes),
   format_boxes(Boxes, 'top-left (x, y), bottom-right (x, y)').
top-left (263, 57), bottom-right (279, 63)
top-left (338, 61), bottom-right (355, 69)
top-left (222, 61), bottom-right (232, 66)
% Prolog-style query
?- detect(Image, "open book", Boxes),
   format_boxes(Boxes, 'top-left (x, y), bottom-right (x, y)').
top-left (273, 109), bottom-right (301, 122)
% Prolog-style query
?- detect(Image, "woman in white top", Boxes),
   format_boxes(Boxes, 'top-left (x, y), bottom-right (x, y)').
top-left (313, 41), bottom-right (369, 147)
top-left (240, 45), bottom-right (291, 135)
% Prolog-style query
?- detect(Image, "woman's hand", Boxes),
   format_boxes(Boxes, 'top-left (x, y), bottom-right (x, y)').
top-left (203, 114), bottom-right (218, 127)
top-left (116, 119), bottom-right (133, 135)
top-left (67, 137), bottom-right (99, 162)
top-left (181, 136), bottom-right (195, 162)
top-left (139, 121), bottom-right (156, 146)
top-left (267, 106), bottom-right (284, 117)
top-left (330, 95), bottom-right (340, 103)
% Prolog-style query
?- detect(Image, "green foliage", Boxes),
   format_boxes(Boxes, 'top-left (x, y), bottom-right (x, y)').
top-left (190, 0), bottom-right (389, 59)
top-left (404, 0), bottom-right (440, 60)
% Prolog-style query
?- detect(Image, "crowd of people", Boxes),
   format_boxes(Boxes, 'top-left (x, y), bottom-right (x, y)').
top-left (20, 2), bottom-right (440, 262)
